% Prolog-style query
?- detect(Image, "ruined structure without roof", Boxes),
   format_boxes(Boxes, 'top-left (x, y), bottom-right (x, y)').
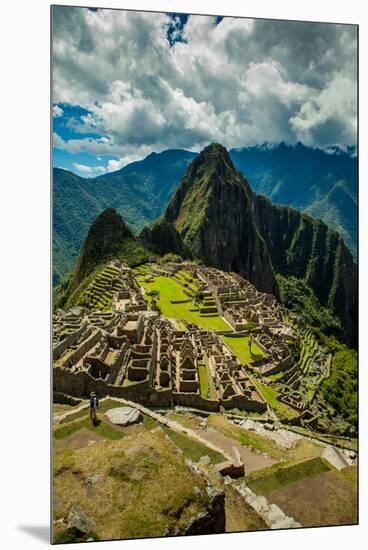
top-left (53, 260), bottom-right (331, 426)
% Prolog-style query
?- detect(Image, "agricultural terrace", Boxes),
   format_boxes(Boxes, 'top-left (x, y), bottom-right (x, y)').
top-left (221, 334), bottom-right (265, 365)
top-left (138, 272), bottom-right (230, 332)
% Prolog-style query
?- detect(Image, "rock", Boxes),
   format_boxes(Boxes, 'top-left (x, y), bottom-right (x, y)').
top-left (86, 474), bottom-right (101, 485)
top-left (243, 419), bottom-right (256, 430)
top-left (105, 406), bottom-right (142, 426)
top-left (266, 504), bottom-right (285, 524)
top-left (68, 506), bottom-right (96, 534)
top-left (251, 496), bottom-right (269, 514)
top-left (223, 475), bottom-right (232, 485)
top-left (198, 455), bottom-right (211, 465)
top-left (271, 517), bottom-right (295, 529)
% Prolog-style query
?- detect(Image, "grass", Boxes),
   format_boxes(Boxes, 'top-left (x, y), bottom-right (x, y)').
top-left (142, 413), bottom-right (224, 464)
top-left (339, 465), bottom-right (358, 484)
top-left (208, 415), bottom-right (275, 456)
top-left (198, 363), bottom-right (217, 399)
top-left (221, 335), bottom-right (265, 365)
top-left (252, 379), bottom-right (299, 420)
top-left (162, 426), bottom-right (225, 464)
top-left (247, 457), bottom-right (332, 495)
top-left (139, 273), bottom-right (230, 331)
top-left (54, 416), bottom-right (125, 441)
top-left (267, 371), bottom-right (286, 382)
top-left (209, 414), bottom-right (323, 464)
top-left (59, 399), bottom-right (126, 425)
top-left (266, 469), bottom-right (357, 527)
top-left (166, 413), bottom-right (199, 430)
top-left (53, 430), bottom-right (211, 542)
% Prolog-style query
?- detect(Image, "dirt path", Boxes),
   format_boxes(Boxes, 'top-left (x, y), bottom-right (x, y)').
top-left (54, 397), bottom-right (279, 472)
top-left (196, 427), bottom-right (277, 474)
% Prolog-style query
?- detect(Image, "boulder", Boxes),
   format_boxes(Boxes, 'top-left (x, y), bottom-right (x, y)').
top-left (104, 406), bottom-right (142, 427)
top-left (271, 517), bottom-right (295, 530)
top-left (266, 504), bottom-right (285, 524)
top-left (250, 496), bottom-right (269, 514)
top-left (67, 506), bottom-right (95, 534)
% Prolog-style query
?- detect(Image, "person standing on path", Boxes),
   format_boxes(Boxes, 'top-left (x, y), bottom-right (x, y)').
top-left (89, 392), bottom-right (99, 425)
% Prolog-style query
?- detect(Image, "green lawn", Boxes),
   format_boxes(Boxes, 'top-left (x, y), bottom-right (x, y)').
top-left (221, 335), bottom-right (265, 365)
top-left (142, 413), bottom-right (224, 464)
top-left (59, 399), bottom-right (124, 425)
top-left (139, 274), bottom-right (230, 331)
top-left (162, 426), bottom-right (225, 464)
top-left (54, 416), bottom-right (125, 441)
top-left (252, 380), bottom-right (299, 420)
top-left (247, 457), bottom-right (332, 495)
top-left (198, 363), bottom-right (217, 399)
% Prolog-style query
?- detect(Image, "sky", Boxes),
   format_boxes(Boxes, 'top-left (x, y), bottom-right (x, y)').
top-left (52, 6), bottom-right (357, 177)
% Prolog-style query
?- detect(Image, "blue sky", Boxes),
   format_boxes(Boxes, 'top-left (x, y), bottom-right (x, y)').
top-left (53, 104), bottom-right (118, 175)
top-left (52, 7), bottom-right (357, 178)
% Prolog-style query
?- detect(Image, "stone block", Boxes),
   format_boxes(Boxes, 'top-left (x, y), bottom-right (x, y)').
top-left (104, 406), bottom-right (142, 426)
top-left (68, 506), bottom-right (95, 534)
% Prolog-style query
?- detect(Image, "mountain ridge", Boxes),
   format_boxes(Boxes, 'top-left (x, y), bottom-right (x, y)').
top-left (53, 142), bottom-right (357, 285)
top-left (141, 143), bottom-right (357, 346)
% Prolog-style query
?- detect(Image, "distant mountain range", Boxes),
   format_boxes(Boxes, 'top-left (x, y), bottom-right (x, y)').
top-left (53, 142), bottom-right (357, 284)
top-left (58, 144), bottom-right (357, 347)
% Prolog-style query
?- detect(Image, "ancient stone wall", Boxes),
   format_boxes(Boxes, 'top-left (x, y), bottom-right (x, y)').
top-left (182, 489), bottom-right (225, 536)
top-left (53, 322), bottom-right (90, 360)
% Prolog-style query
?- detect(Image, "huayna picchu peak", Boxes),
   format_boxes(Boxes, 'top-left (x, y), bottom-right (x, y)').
top-left (141, 143), bottom-right (357, 346)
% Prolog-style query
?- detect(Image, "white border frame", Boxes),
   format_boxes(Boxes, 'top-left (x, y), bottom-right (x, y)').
top-left (1, 1), bottom-right (367, 549)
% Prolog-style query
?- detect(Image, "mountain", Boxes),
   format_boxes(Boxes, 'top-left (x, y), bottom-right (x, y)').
top-left (230, 142), bottom-right (357, 257)
top-left (53, 142), bottom-right (357, 285)
top-left (162, 144), bottom-right (277, 294)
top-left (69, 208), bottom-right (150, 295)
top-left (53, 149), bottom-right (196, 284)
top-left (142, 144), bottom-right (357, 346)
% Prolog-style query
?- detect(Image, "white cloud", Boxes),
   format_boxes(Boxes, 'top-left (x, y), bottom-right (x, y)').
top-left (52, 7), bottom-right (357, 153)
top-left (53, 104), bottom-right (64, 118)
top-left (73, 162), bottom-right (105, 174)
top-left (53, 132), bottom-right (119, 155)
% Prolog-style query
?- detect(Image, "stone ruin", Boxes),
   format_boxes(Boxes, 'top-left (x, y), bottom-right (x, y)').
top-left (53, 262), bottom-right (266, 413)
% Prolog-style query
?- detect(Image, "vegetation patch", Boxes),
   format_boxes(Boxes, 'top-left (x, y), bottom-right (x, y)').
top-left (53, 431), bottom-right (211, 542)
top-left (139, 273), bottom-right (229, 331)
top-left (54, 417), bottom-right (125, 441)
top-left (198, 364), bottom-right (217, 399)
top-left (266, 469), bottom-right (357, 527)
top-left (162, 426), bottom-right (225, 464)
top-left (247, 457), bottom-right (331, 495)
top-left (221, 335), bottom-right (265, 365)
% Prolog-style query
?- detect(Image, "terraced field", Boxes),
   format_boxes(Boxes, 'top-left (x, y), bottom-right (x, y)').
top-left (138, 273), bottom-right (230, 331)
top-left (221, 334), bottom-right (265, 365)
top-left (83, 264), bottom-right (125, 311)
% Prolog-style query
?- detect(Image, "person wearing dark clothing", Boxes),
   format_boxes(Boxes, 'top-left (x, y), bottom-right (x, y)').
top-left (89, 392), bottom-right (99, 424)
